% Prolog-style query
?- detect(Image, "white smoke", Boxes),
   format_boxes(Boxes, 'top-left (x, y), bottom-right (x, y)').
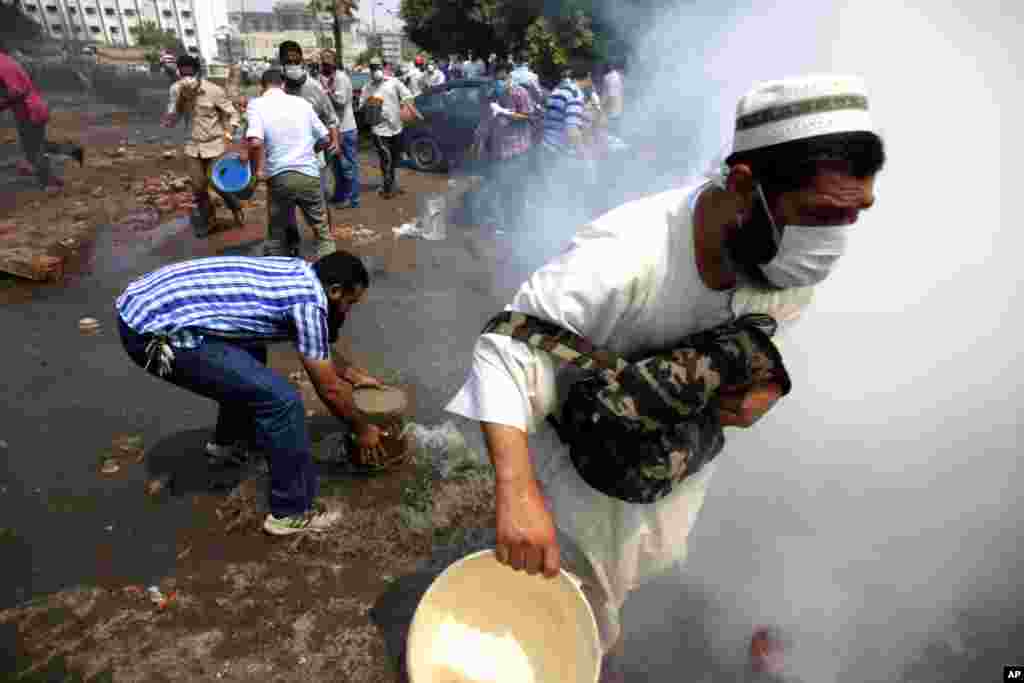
top-left (535, 0), bottom-right (1024, 681)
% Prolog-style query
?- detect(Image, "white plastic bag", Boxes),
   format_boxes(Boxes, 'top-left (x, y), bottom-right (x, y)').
top-left (404, 420), bottom-right (482, 479)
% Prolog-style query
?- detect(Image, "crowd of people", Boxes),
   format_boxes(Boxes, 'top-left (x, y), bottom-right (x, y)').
top-left (1, 35), bottom-right (885, 683)
top-left (468, 54), bottom-right (629, 230)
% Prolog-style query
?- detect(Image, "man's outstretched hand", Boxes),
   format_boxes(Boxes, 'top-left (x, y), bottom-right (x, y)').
top-left (718, 382), bottom-right (784, 428)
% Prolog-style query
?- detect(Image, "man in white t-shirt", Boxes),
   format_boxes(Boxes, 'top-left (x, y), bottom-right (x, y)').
top-left (601, 59), bottom-right (625, 137)
top-left (445, 74), bottom-right (885, 682)
top-left (246, 68), bottom-right (336, 259)
top-left (358, 57), bottom-right (422, 198)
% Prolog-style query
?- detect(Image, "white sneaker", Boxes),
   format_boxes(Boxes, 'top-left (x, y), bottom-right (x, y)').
top-left (262, 501), bottom-right (340, 536)
top-left (205, 441), bottom-right (249, 467)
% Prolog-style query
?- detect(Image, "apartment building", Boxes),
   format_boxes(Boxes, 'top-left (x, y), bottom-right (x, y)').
top-left (227, 1), bottom-right (361, 63)
top-left (8, 0), bottom-right (226, 64)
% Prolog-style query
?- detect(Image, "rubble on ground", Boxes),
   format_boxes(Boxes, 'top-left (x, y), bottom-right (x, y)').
top-left (133, 173), bottom-right (197, 215)
top-left (332, 224), bottom-right (381, 246)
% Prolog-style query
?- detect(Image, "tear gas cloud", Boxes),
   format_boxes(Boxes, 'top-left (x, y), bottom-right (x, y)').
top-left (502, 0), bottom-right (1022, 680)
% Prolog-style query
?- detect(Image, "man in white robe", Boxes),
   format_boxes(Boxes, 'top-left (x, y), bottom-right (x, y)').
top-left (446, 74), bottom-right (886, 681)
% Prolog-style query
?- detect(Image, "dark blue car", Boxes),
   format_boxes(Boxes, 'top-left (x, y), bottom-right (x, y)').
top-left (402, 79), bottom-right (495, 172)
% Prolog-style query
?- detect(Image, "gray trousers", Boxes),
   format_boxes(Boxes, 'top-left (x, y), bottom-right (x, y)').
top-left (263, 171), bottom-right (335, 259)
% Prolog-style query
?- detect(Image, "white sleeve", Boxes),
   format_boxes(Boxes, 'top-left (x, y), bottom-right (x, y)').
top-left (310, 103), bottom-right (329, 141)
top-left (245, 101), bottom-right (264, 140)
top-left (446, 234), bottom-right (656, 432)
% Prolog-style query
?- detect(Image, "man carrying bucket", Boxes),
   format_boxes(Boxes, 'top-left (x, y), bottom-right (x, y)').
top-left (446, 74), bottom-right (885, 681)
top-left (160, 54), bottom-right (244, 238)
top-left (116, 250), bottom-right (388, 535)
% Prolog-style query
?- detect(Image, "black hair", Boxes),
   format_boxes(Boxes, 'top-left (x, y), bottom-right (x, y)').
top-left (494, 61), bottom-right (512, 76)
top-left (261, 68), bottom-right (283, 88)
top-left (726, 131), bottom-right (886, 195)
top-left (313, 250), bottom-right (369, 293)
top-left (177, 54), bottom-right (200, 70)
top-left (278, 40), bottom-right (302, 64)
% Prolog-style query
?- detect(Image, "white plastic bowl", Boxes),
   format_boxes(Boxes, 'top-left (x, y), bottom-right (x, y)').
top-left (407, 549), bottom-right (602, 683)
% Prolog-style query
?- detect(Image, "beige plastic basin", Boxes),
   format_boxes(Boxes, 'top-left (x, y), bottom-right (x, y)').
top-left (406, 549), bottom-right (602, 683)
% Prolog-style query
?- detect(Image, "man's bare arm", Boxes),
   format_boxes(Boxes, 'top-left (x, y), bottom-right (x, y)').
top-left (300, 356), bottom-right (369, 431)
top-left (481, 422), bottom-right (561, 578)
top-left (719, 382), bottom-right (784, 428)
top-left (246, 138), bottom-right (264, 177)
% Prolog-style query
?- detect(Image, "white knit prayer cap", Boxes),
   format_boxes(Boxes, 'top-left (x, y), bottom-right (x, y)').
top-left (730, 74), bottom-right (875, 156)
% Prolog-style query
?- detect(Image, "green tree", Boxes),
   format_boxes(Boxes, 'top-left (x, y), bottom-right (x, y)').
top-left (129, 19), bottom-right (184, 65)
top-left (354, 46), bottom-right (382, 66)
top-left (307, 0), bottom-right (358, 62)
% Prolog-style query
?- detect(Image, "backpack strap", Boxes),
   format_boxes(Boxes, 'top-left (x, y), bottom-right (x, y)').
top-left (480, 311), bottom-right (629, 378)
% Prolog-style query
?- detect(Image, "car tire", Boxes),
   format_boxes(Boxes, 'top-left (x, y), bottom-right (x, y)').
top-left (407, 135), bottom-right (446, 172)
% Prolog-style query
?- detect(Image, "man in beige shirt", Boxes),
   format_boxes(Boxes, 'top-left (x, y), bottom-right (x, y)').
top-left (161, 54), bottom-right (243, 238)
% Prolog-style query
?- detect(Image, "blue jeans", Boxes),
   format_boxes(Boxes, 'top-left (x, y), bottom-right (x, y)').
top-left (330, 129), bottom-right (360, 205)
top-left (118, 317), bottom-right (318, 518)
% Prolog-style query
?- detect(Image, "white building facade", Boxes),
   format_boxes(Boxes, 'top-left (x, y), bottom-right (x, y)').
top-left (9, 0), bottom-right (227, 65)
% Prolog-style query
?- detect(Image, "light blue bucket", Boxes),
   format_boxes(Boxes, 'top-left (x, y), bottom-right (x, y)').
top-left (210, 152), bottom-right (254, 199)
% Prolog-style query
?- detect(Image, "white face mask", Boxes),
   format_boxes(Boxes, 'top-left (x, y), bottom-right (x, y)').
top-left (371, 69), bottom-right (383, 81)
top-left (284, 64), bottom-right (306, 82)
top-left (755, 183), bottom-right (850, 288)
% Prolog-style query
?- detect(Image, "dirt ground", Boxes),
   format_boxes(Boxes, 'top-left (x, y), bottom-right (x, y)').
top-left (0, 109), bottom-right (501, 682)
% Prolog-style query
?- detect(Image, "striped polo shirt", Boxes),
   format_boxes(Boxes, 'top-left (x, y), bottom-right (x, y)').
top-left (542, 78), bottom-right (585, 153)
top-left (115, 257), bottom-right (331, 361)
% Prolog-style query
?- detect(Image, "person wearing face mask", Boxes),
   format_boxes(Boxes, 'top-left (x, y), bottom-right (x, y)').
top-left (358, 57), bottom-right (421, 199)
top-left (421, 61), bottom-right (445, 90)
top-left (277, 41), bottom-right (340, 253)
top-left (160, 54), bottom-right (243, 238)
top-left (319, 49), bottom-right (360, 209)
top-left (444, 74), bottom-right (885, 683)
top-left (471, 62), bottom-right (535, 229)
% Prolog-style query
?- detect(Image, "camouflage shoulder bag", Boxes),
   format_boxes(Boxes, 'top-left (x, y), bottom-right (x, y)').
top-left (481, 311), bottom-right (793, 504)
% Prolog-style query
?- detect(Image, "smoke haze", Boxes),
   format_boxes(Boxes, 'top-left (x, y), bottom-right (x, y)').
top-left (503, 0), bottom-right (1022, 680)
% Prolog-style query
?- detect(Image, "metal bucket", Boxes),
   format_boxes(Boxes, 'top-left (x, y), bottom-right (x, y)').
top-left (406, 549), bottom-right (602, 683)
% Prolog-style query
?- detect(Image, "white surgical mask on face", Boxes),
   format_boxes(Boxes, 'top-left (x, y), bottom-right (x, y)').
top-left (284, 64), bottom-right (305, 81)
top-left (755, 183), bottom-right (850, 288)
top-left (371, 69), bottom-right (383, 81)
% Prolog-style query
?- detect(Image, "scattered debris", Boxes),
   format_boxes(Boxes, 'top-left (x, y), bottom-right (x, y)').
top-left (393, 194), bottom-right (447, 241)
top-left (133, 173), bottom-right (195, 215)
top-left (146, 586), bottom-right (176, 609)
top-left (0, 221), bottom-right (16, 236)
top-left (161, 150), bottom-right (176, 160)
top-left (58, 237), bottom-right (79, 249)
top-left (177, 545), bottom-right (192, 561)
top-left (332, 225), bottom-right (381, 246)
top-left (144, 473), bottom-right (173, 497)
top-left (78, 317), bottom-right (101, 335)
top-left (104, 525), bottom-right (114, 532)
top-left (114, 434), bottom-right (144, 462)
top-left (100, 458), bottom-right (120, 475)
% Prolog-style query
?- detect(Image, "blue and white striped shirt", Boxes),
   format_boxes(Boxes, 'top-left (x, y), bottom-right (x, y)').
top-left (542, 79), bottom-right (585, 153)
top-left (115, 257), bottom-right (332, 361)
